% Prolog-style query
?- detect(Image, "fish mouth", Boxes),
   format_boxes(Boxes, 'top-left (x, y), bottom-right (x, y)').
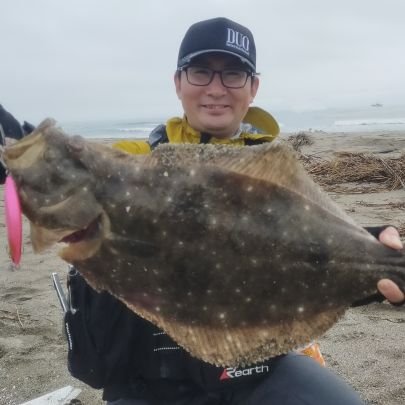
top-left (58, 215), bottom-right (105, 263)
top-left (59, 215), bottom-right (101, 244)
top-left (30, 213), bottom-right (106, 263)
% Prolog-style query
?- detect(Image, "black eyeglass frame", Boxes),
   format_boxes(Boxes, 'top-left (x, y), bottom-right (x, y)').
top-left (177, 65), bottom-right (259, 89)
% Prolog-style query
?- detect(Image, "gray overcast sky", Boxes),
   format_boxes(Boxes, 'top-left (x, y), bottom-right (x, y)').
top-left (2, 0), bottom-right (404, 123)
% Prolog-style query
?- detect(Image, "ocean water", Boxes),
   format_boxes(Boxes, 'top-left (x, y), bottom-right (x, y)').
top-left (60, 105), bottom-right (405, 139)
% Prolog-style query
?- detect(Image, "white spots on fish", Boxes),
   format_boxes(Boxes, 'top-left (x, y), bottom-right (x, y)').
top-left (125, 206), bottom-right (131, 213)
top-left (281, 287), bottom-right (287, 294)
top-left (163, 171), bottom-right (169, 177)
top-left (321, 282), bottom-right (328, 288)
top-left (202, 305), bottom-right (208, 311)
top-left (112, 268), bottom-right (117, 273)
top-left (266, 207), bottom-right (273, 214)
top-left (250, 257), bottom-right (258, 266)
top-left (166, 196), bottom-right (173, 203)
top-left (178, 241), bottom-right (184, 247)
top-left (70, 174), bottom-right (76, 179)
top-left (281, 266), bottom-right (287, 272)
top-left (143, 292), bottom-right (149, 297)
top-left (82, 186), bottom-right (88, 192)
top-left (176, 303), bottom-right (182, 308)
top-left (152, 218), bottom-right (158, 224)
top-left (211, 251), bottom-right (217, 256)
top-left (162, 231), bottom-right (167, 238)
top-left (326, 237), bottom-right (334, 245)
top-left (135, 166), bottom-right (140, 172)
top-left (270, 304), bottom-right (277, 312)
top-left (155, 306), bottom-right (161, 312)
top-left (282, 231), bottom-right (288, 238)
top-left (157, 287), bottom-right (163, 293)
top-left (226, 333), bottom-right (233, 342)
top-left (215, 263), bottom-right (222, 269)
top-left (246, 185), bottom-right (254, 192)
top-left (189, 169), bottom-right (196, 177)
top-left (206, 289), bottom-right (213, 295)
top-left (143, 267), bottom-right (148, 272)
top-left (153, 269), bottom-right (160, 276)
top-left (304, 205), bottom-right (310, 211)
top-left (242, 216), bottom-right (248, 222)
top-left (235, 288), bottom-right (241, 294)
top-left (125, 191), bottom-right (131, 197)
top-left (210, 217), bottom-right (217, 226)
top-left (245, 297), bottom-right (252, 303)
top-left (218, 312), bottom-right (226, 320)
top-left (303, 225), bottom-right (309, 232)
top-left (199, 245), bottom-right (206, 251)
top-left (204, 203), bottom-right (210, 209)
top-left (297, 306), bottom-right (305, 313)
top-left (187, 291), bottom-right (193, 297)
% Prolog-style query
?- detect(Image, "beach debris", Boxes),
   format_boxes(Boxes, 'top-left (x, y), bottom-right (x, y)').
top-left (3, 119), bottom-right (405, 367)
top-left (19, 385), bottom-right (81, 405)
top-left (303, 152), bottom-right (405, 192)
top-left (287, 131), bottom-right (314, 152)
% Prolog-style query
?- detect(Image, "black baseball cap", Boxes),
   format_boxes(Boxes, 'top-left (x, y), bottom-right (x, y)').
top-left (177, 17), bottom-right (256, 72)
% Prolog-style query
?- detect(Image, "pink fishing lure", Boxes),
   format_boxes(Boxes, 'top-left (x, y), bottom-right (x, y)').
top-left (4, 175), bottom-right (22, 265)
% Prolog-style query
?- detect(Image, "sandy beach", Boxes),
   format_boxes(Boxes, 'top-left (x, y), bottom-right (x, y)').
top-left (0, 131), bottom-right (405, 405)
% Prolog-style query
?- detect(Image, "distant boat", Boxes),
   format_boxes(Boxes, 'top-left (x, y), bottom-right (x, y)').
top-left (371, 103), bottom-right (383, 107)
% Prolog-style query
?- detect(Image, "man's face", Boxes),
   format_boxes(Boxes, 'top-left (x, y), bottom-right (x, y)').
top-left (174, 54), bottom-right (259, 139)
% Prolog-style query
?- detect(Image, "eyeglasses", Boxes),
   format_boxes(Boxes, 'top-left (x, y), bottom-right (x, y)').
top-left (178, 66), bottom-right (257, 89)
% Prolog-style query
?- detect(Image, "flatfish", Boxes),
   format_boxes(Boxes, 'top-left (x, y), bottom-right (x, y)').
top-left (3, 119), bottom-right (405, 366)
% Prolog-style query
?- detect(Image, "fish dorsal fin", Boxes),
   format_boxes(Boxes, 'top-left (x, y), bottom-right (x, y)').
top-left (148, 142), bottom-right (360, 228)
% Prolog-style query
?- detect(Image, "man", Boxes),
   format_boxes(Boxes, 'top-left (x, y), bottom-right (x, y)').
top-left (5, 17), bottom-right (398, 405)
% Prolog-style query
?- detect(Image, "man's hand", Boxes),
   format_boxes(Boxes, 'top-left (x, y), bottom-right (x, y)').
top-left (377, 226), bottom-right (404, 304)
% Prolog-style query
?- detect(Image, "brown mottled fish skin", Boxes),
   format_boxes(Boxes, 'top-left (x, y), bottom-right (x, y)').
top-left (3, 119), bottom-right (405, 366)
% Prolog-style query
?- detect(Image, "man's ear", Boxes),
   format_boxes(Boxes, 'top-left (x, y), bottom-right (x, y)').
top-left (250, 76), bottom-right (259, 103)
top-left (174, 71), bottom-right (182, 99)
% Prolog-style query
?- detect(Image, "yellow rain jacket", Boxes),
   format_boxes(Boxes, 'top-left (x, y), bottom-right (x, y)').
top-left (113, 106), bottom-right (279, 154)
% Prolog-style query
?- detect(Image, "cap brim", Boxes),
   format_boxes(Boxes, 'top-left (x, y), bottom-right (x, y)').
top-left (178, 49), bottom-right (256, 72)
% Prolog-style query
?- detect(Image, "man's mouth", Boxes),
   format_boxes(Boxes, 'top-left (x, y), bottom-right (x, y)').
top-left (202, 104), bottom-right (229, 110)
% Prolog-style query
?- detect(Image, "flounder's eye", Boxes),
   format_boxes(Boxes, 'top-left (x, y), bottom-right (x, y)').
top-left (43, 148), bottom-right (57, 162)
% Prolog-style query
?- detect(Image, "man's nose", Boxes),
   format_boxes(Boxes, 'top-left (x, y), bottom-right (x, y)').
top-left (206, 72), bottom-right (227, 95)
